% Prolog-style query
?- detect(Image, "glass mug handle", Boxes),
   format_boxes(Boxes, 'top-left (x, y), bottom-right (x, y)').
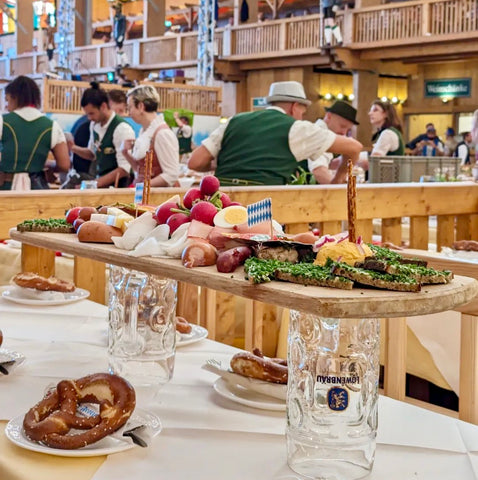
top-left (122, 274), bottom-right (146, 355)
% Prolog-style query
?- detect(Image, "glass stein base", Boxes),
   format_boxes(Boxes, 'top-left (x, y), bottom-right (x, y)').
top-left (287, 431), bottom-right (375, 480)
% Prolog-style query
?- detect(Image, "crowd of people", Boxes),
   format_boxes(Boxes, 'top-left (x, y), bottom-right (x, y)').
top-left (0, 75), bottom-right (475, 191)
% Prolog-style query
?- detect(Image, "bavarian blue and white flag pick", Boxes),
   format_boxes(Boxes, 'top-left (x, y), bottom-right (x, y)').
top-left (247, 198), bottom-right (272, 227)
top-left (134, 182), bottom-right (144, 205)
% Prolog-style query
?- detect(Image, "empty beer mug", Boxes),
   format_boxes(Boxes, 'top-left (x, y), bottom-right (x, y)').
top-left (108, 266), bottom-right (177, 398)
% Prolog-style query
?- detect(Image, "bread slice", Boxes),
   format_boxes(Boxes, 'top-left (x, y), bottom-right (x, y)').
top-left (17, 218), bottom-right (74, 233)
top-left (275, 264), bottom-right (353, 290)
top-left (330, 262), bottom-right (421, 292)
top-left (359, 258), bottom-right (453, 285)
top-left (368, 244), bottom-right (427, 267)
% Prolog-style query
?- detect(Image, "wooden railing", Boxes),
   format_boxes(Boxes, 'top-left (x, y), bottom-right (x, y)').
top-left (41, 78), bottom-right (221, 116)
top-left (1, 1), bottom-right (478, 76)
top-left (3, 182), bottom-right (478, 423)
top-left (351, 0), bottom-right (478, 47)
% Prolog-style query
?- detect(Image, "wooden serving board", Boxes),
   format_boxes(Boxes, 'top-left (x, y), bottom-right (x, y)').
top-left (10, 230), bottom-right (478, 319)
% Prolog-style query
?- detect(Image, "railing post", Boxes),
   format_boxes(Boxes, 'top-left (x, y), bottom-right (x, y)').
top-left (279, 22), bottom-right (287, 51)
top-left (223, 27), bottom-right (232, 57)
top-left (343, 8), bottom-right (354, 45)
top-left (96, 46), bottom-right (102, 70)
top-left (422, 1), bottom-right (431, 35)
top-left (176, 35), bottom-right (182, 62)
top-left (132, 40), bottom-right (141, 66)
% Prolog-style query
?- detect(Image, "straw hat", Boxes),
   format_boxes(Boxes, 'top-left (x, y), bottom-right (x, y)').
top-left (266, 81), bottom-right (311, 106)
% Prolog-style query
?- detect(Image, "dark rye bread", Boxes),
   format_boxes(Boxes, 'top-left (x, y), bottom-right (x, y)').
top-left (358, 258), bottom-right (453, 285)
top-left (17, 218), bottom-right (74, 234)
top-left (330, 262), bottom-right (421, 292)
top-left (276, 271), bottom-right (353, 290)
top-left (368, 244), bottom-right (428, 267)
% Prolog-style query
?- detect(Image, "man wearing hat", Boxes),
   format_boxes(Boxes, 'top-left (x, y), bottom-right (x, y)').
top-left (188, 81), bottom-right (362, 185)
top-left (308, 100), bottom-right (359, 184)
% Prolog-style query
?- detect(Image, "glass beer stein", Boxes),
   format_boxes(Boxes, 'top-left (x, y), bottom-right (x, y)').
top-left (287, 310), bottom-right (380, 480)
top-left (108, 266), bottom-right (178, 398)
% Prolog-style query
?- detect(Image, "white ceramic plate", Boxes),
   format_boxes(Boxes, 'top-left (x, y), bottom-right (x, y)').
top-left (177, 324), bottom-right (208, 347)
top-left (1, 287), bottom-right (90, 306)
top-left (5, 408), bottom-right (162, 457)
top-left (213, 377), bottom-right (286, 412)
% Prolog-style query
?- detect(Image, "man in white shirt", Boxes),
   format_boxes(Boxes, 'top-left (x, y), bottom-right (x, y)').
top-left (188, 82), bottom-right (362, 186)
top-left (70, 82), bottom-right (135, 188)
top-left (308, 101), bottom-right (359, 184)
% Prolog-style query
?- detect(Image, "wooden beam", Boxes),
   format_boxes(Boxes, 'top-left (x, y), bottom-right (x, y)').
top-left (358, 35), bottom-right (478, 61)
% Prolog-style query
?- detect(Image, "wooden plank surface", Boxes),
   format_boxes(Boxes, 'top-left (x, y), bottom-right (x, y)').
top-left (10, 231), bottom-right (478, 319)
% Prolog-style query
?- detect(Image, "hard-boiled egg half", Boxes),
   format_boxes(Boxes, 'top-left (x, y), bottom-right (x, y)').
top-left (213, 205), bottom-right (248, 228)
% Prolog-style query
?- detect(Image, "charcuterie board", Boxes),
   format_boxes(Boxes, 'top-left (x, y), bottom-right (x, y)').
top-left (10, 230), bottom-right (478, 319)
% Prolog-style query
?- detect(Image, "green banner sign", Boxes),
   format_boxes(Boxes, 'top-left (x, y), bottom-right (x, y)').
top-left (252, 97), bottom-right (267, 108)
top-left (424, 78), bottom-right (471, 98)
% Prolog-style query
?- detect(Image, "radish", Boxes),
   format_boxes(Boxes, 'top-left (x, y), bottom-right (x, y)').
top-left (154, 201), bottom-right (178, 225)
top-left (190, 201), bottom-right (218, 226)
top-left (167, 213), bottom-right (191, 234)
top-left (183, 188), bottom-right (203, 209)
top-left (199, 175), bottom-right (220, 196)
top-left (219, 192), bottom-right (232, 208)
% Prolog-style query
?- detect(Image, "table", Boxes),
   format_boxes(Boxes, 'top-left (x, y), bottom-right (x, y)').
top-left (3, 299), bottom-right (478, 480)
top-left (10, 230), bottom-right (478, 404)
top-left (402, 248), bottom-right (478, 424)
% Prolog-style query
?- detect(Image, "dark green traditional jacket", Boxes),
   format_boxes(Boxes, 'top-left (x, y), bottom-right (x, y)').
top-left (1, 112), bottom-right (52, 173)
top-left (93, 114), bottom-right (126, 176)
top-left (178, 128), bottom-right (192, 154)
top-left (373, 126), bottom-right (405, 156)
top-left (215, 109), bottom-right (299, 185)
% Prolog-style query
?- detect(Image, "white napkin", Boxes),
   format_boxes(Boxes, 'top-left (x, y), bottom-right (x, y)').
top-left (113, 212), bottom-right (157, 250)
top-left (129, 222), bottom-right (190, 258)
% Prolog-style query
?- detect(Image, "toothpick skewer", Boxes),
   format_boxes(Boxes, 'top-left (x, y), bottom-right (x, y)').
top-left (347, 159), bottom-right (357, 243)
top-left (144, 149), bottom-right (153, 205)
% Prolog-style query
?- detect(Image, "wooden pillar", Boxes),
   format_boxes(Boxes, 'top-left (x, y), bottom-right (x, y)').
top-left (302, 66), bottom-right (320, 123)
top-left (143, 0), bottom-right (165, 38)
top-left (75, 0), bottom-right (92, 47)
top-left (247, 0), bottom-right (259, 23)
top-left (352, 70), bottom-right (378, 148)
top-left (16, 0), bottom-right (33, 54)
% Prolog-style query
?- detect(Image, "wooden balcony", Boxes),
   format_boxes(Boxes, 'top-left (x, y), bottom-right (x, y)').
top-left (0, 0), bottom-right (477, 78)
top-left (42, 78), bottom-right (221, 116)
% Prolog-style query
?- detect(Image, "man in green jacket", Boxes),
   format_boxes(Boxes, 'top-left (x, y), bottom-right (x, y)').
top-left (188, 81), bottom-right (362, 186)
top-left (70, 82), bottom-right (135, 188)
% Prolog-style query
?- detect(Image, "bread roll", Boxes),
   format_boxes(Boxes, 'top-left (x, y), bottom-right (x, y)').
top-left (77, 221), bottom-right (123, 243)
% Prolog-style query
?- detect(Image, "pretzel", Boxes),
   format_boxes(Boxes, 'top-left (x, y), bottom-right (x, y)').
top-left (23, 373), bottom-right (135, 449)
top-left (12, 272), bottom-right (75, 293)
top-left (230, 349), bottom-right (288, 384)
top-left (175, 316), bottom-right (192, 334)
top-left (453, 240), bottom-right (478, 252)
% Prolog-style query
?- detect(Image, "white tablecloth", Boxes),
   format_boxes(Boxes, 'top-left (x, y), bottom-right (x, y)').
top-left (2, 298), bottom-right (478, 479)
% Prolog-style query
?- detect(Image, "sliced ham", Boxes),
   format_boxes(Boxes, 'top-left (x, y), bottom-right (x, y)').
top-left (187, 219), bottom-right (214, 239)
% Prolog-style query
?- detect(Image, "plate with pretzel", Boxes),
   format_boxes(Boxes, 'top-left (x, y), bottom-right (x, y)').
top-left (2, 273), bottom-right (90, 306)
top-left (5, 373), bottom-right (162, 457)
top-left (175, 316), bottom-right (208, 347)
